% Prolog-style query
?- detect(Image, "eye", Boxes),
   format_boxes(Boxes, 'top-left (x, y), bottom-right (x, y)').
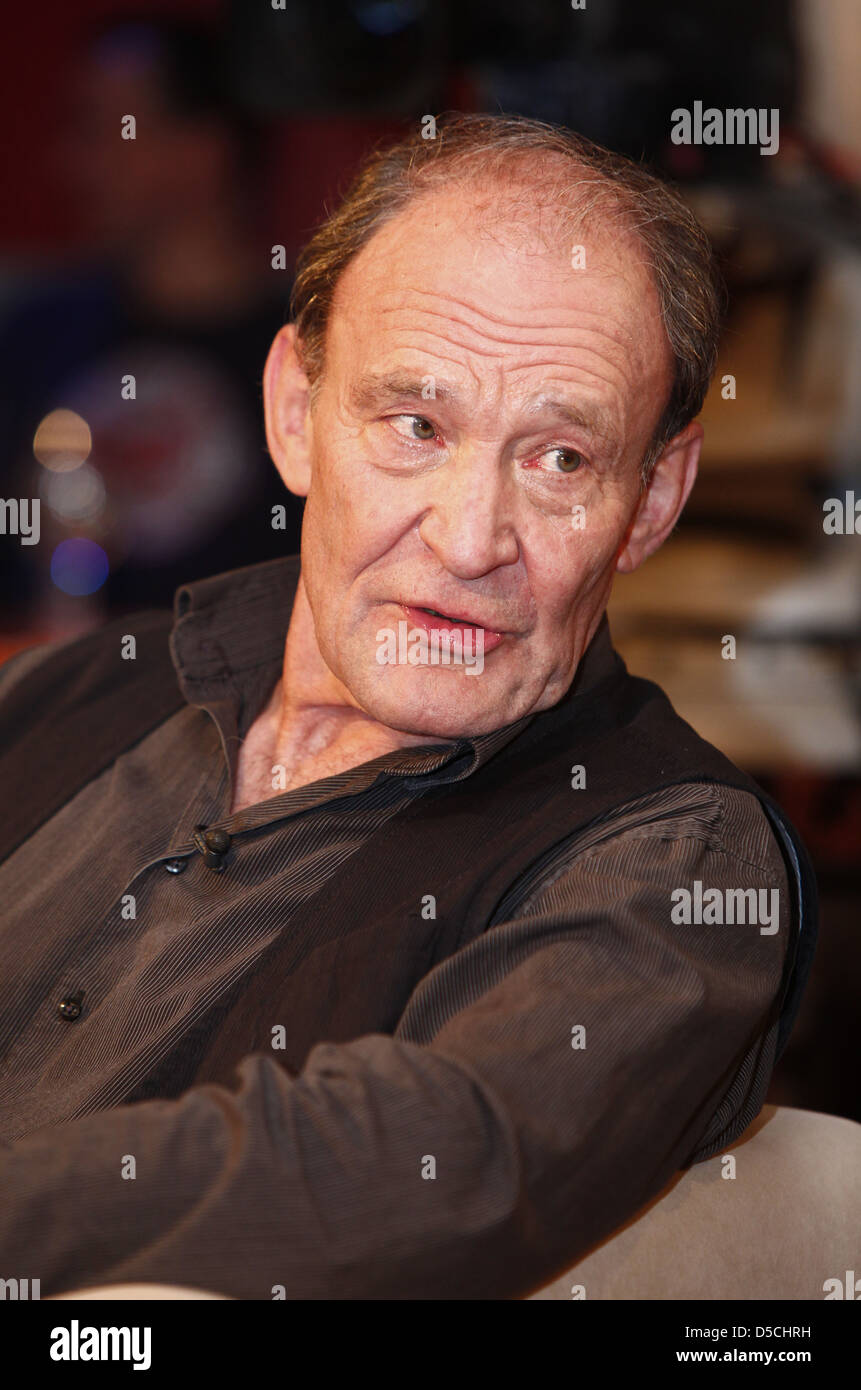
top-left (542, 447), bottom-right (583, 473)
top-left (389, 414), bottom-right (437, 441)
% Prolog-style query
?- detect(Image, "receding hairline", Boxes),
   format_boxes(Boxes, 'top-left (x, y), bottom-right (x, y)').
top-left (291, 113), bottom-right (725, 482)
top-left (321, 159), bottom-right (663, 388)
top-left (329, 154), bottom-right (650, 298)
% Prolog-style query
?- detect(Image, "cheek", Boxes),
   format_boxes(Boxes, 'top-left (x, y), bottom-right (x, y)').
top-left (523, 501), bottom-right (635, 627)
top-left (307, 436), bottom-right (410, 568)
top-left (307, 434), bottom-right (366, 536)
top-left (526, 486), bottom-right (633, 569)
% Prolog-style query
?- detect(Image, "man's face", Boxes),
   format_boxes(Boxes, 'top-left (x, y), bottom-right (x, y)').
top-left (279, 184), bottom-right (679, 737)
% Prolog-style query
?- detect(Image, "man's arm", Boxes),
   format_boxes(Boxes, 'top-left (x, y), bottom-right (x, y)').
top-left (0, 789), bottom-right (788, 1299)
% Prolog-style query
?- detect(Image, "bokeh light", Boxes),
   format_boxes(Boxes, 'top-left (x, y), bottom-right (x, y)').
top-left (50, 538), bottom-right (110, 595)
top-left (40, 462), bottom-right (106, 524)
top-left (33, 409), bottom-right (92, 472)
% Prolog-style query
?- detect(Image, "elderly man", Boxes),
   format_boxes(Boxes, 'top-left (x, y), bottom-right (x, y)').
top-left (0, 114), bottom-right (815, 1300)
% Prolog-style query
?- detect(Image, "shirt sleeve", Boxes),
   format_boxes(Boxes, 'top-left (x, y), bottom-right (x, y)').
top-left (0, 786), bottom-right (790, 1299)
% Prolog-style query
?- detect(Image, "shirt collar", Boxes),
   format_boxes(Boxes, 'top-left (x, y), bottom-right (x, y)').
top-left (169, 554), bottom-right (619, 780)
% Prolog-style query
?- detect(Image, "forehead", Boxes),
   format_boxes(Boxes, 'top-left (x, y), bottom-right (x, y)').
top-left (326, 178), bottom-right (668, 388)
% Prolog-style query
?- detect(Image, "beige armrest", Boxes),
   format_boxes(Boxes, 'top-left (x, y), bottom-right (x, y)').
top-left (49, 1283), bottom-right (231, 1300)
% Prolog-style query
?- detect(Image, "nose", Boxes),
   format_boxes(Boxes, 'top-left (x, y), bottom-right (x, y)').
top-left (417, 441), bottom-right (519, 579)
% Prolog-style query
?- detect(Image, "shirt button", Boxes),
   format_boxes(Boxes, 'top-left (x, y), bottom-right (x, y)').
top-left (164, 857), bottom-right (188, 874)
top-left (203, 828), bottom-right (231, 855)
top-left (58, 995), bottom-right (84, 1021)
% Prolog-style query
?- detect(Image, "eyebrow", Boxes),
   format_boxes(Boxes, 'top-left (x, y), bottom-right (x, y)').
top-left (347, 370), bottom-right (621, 452)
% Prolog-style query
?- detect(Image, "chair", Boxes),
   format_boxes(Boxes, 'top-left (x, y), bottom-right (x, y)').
top-left (527, 1105), bottom-right (861, 1299)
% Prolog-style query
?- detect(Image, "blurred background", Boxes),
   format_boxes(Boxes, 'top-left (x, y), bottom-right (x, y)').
top-left (0, 0), bottom-right (858, 1123)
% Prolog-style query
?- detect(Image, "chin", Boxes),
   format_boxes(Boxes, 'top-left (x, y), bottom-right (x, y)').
top-left (353, 667), bottom-right (526, 739)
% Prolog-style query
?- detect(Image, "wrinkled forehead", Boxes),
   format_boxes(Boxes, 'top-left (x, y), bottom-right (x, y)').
top-left (330, 173), bottom-right (662, 339)
top-left (325, 175), bottom-right (669, 400)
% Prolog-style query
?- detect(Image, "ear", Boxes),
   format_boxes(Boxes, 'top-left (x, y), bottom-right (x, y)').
top-left (263, 322), bottom-right (314, 497)
top-left (615, 421), bottom-right (702, 574)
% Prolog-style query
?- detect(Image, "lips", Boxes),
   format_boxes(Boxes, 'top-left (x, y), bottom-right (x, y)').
top-left (399, 604), bottom-right (507, 653)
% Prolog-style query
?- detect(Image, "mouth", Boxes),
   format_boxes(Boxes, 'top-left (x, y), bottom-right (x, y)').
top-left (421, 605), bottom-right (480, 624)
top-left (398, 603), bottom-right (508, 653)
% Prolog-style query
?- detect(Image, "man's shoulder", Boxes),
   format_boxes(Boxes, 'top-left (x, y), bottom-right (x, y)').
top-left (506, 779), bottom-right (790, 921)
top-left (587, 779), bottom-right (790, 876)
top-left (0, 640), bottom-right (64, 703)
top-left (0, 606), bottom-right (184, 866)
top-left (0, 608), bottom-right (175, 708)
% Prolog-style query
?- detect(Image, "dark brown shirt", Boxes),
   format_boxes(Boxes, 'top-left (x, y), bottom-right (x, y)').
top-left (0, 558), bottom-right (789, 1297)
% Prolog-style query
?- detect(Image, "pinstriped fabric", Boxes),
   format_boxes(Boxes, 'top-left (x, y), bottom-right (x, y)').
top-left (397, 780), bottom-right (789, 1160)
top-left (0, 559), bottom-right (788, 1168)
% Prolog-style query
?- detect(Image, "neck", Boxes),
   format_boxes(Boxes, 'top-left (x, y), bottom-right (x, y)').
top-left (272, 576), bottom-right (445, 773)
